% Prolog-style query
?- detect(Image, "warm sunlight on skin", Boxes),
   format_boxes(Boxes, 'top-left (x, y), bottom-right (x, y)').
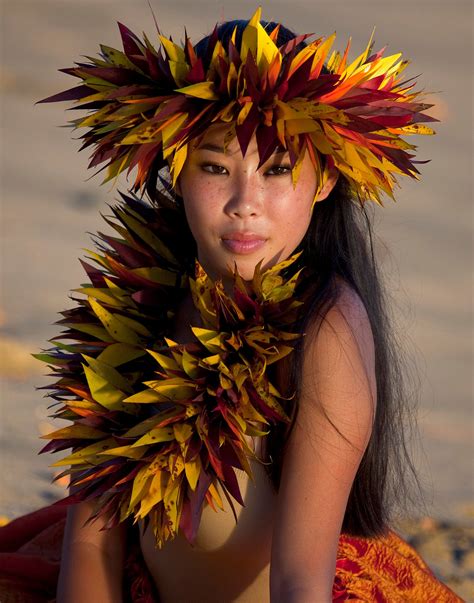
top-left (176, 123), bottom-right (337, 286)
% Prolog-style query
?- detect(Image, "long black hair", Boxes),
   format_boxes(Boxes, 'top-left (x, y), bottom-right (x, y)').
top-left (178, 18), bottom-right (424, 538)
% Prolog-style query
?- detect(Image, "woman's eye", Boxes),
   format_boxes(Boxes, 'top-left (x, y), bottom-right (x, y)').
top-left (266, 165), bottom-right (292, 176)
top-left (201, 164), bottom-right (228, 175)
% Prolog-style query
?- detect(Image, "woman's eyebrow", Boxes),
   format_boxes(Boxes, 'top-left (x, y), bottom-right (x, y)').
top-left (195, 142), bottom-right (289, 156)
top-left (196, 143), bottom-right (225, 153)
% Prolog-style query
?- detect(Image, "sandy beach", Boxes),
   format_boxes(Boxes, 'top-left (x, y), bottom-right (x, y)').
top-left (1, 1), bottom-right (472, 599)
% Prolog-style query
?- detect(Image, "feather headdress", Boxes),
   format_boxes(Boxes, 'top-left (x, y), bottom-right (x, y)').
top-left (39, 7), bottom-right (437, 205)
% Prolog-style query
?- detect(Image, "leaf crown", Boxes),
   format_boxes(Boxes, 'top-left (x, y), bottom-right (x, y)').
top-left (39, 7), bottom-right (437, 205)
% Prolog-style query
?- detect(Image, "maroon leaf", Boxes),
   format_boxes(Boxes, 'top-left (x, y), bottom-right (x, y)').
top-left (118, 22), bottom-right (144, 58)
top-left (186, 58), bottom-right (205, 84)
top-left (36, 84), bottom-right (93, 104)
top-left (179, 470), bottom-right (212, 544)
top-left (235, 103), bottom-right (259, 157)
top-left (222, 463), bottom-right (244, 506)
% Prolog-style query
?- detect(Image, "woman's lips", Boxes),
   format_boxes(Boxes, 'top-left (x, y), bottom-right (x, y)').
top-left (221, 234), bottom-right (267, 255)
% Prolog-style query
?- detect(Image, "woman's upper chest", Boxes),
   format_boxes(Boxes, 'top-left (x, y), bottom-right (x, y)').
top-left (140, 435), bottom-right (276, 551)
top-left (139, 436), bottom-right (278, 602)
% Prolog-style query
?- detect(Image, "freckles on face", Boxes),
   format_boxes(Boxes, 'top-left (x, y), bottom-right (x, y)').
top-left (176, 126), bottom-right (317, 282)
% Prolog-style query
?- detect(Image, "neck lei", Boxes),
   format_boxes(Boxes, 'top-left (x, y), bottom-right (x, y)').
top-left (37, 190), bottom-right (308, 548)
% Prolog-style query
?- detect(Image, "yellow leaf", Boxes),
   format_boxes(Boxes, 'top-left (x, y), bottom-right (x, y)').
top-left (240, 7), bottom-right (261, 63)
top-left (78, 104), bottom-right (116, 128)
top-left (163, 475), bottom-right (183, 535)
top-left (88, 298), bottom-right (141, 344)
top-left (343, 28), bottom-right (376, 79)
top-left (237, 101), bottom-right (253, 125)
top-left (98, 343), bottom-right (145, 368)
top-left (191, 327), bottom-right (227, 353)
top-left (400, 124), bottom-right (435, 136)
top-left (131, 426), bottom-right (176, 448)
top-left (137, 470), bottom-right (167, 517)
top-left (147, 349), bottom-right (180, 371)
top-left (83, 364), bottom-right (130, 411)
top-left (131, 266), bottom-right (183, 287)
top-left (121, 121), bottom-right (163, 145)
top-left (123, 389), bottom-right (166, 404)
top-left (184, 455), bottom-right (201, 491)
top-left (198, 354), bottom-right (220, 367)
top-left (99, 44), bottom-right (141, 71)
top-left (42, 424), bottom-right (104, 440)
top-left (51, 438), bottom-right (117, 466)
top-left (65, 399), bottom-right (103, 413)
top-left (117, 212), bottom-right (177, 265)
top-left (81, 354), bottom-right (134, 393)
top-left (73, 287), bottom-right (123, 307)
top-left (124, 412), bottom-right (178, 438)
top-left (98, 445), bottom-right (147, 460)
top-left (266, 344), bottom-right (294, 364)
top-left (175, 82), bottom-right (219, 100)
top-left (368, 53), bottom-right (402, 81)
top-left (168, 452), bottom-right (185, 478)
top-left (145, 379), bottom-right (197, 401)
top-left (103, 276), bottom-right (128, 294)
top-left (239, 398), bottom-right (268, 424)
top-left (144, 454), bottom-right (170, 475)
top-left (184, 403), bottom-right (201, 418)
top-left (159, 36), bottom-right (186, 63)
top-left (113, 313), bottom-right (152, 337)
top-left (219, 372), bottom-right (233, 390)
top-left (189, 263), bottom-right (217, 327)
top-left (208, 482), bottom-right (225, 511)
top-left (173, 423), bottom-right (193, 443)
top-left (62, 322), bottom-right (115, 343)
top-left (129, 465), bottom-right (153, 511)
top-left (170, 143), bottom-right (188, 186)
top-left (181, 348), bottom-right (199, 379)
top-left (244, 423), bottom-right (270, 437)
top-left (168, 60), bottom-right (189, 86)
top-left (161, 113), bottom-right (189, 154)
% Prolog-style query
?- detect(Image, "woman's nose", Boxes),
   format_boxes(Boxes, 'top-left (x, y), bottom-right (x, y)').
top-left (225, 172), bottom-right (263, 218)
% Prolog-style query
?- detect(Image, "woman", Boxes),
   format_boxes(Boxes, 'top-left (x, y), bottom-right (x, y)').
top-left (0, 9), bottom-right (463, 602)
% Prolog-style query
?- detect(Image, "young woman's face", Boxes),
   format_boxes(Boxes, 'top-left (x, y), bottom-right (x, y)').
top-left (176, 123), bottom-right (333, 284)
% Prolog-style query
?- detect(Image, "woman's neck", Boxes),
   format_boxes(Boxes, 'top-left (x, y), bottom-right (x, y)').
top-left (170, 289), bottom-right (204, 343)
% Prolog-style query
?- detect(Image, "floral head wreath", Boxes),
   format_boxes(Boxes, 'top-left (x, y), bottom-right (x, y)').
top-left (40, 7), bottom-right (436, 206)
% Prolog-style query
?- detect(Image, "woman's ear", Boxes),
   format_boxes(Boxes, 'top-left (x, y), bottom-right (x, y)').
top-left (315, 167), bottom-right (339, 202)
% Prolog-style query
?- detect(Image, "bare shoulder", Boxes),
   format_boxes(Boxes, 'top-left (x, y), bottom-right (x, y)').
top-left (316, 276), bottom-right (373, 341)
top-left (300, 276), bottom-right (377, 422)
top-left (304, 278), bottom-right (375, 390)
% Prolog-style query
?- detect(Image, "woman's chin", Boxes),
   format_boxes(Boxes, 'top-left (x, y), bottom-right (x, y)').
top-left (200, 253), bottom-right (288, 285)
top-left (204, 261), bottom-right (259, 286)
top-left (224, 258), bottom-right (282, 284)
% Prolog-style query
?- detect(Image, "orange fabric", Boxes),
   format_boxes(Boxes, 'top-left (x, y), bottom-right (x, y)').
top-left (0, 505), bottom-right (463, 602)
top-left (333, 530), bottom-right (463, 602)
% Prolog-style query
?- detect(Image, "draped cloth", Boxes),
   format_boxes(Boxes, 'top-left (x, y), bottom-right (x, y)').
top-left (0, 504), bottom-right (463, 602)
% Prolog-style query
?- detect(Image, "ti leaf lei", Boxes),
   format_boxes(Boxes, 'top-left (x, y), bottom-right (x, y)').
top-left (35, 189), bottom-right (308, 548)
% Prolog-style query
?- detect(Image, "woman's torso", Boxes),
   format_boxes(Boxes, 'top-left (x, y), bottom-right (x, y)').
top-left (139, 292), bottom-right (282, 602)
top-left (139, 435), bottom-right (278, 602)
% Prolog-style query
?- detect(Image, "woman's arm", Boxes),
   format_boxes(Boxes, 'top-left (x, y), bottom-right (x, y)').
top-left (57, 499), bottom-right (127, 603)
top-left (270, 284), bottom-right (377, 603)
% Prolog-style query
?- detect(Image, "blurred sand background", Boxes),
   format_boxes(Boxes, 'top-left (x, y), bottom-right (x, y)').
top-left (0, 0), bottom-right (472, 598)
